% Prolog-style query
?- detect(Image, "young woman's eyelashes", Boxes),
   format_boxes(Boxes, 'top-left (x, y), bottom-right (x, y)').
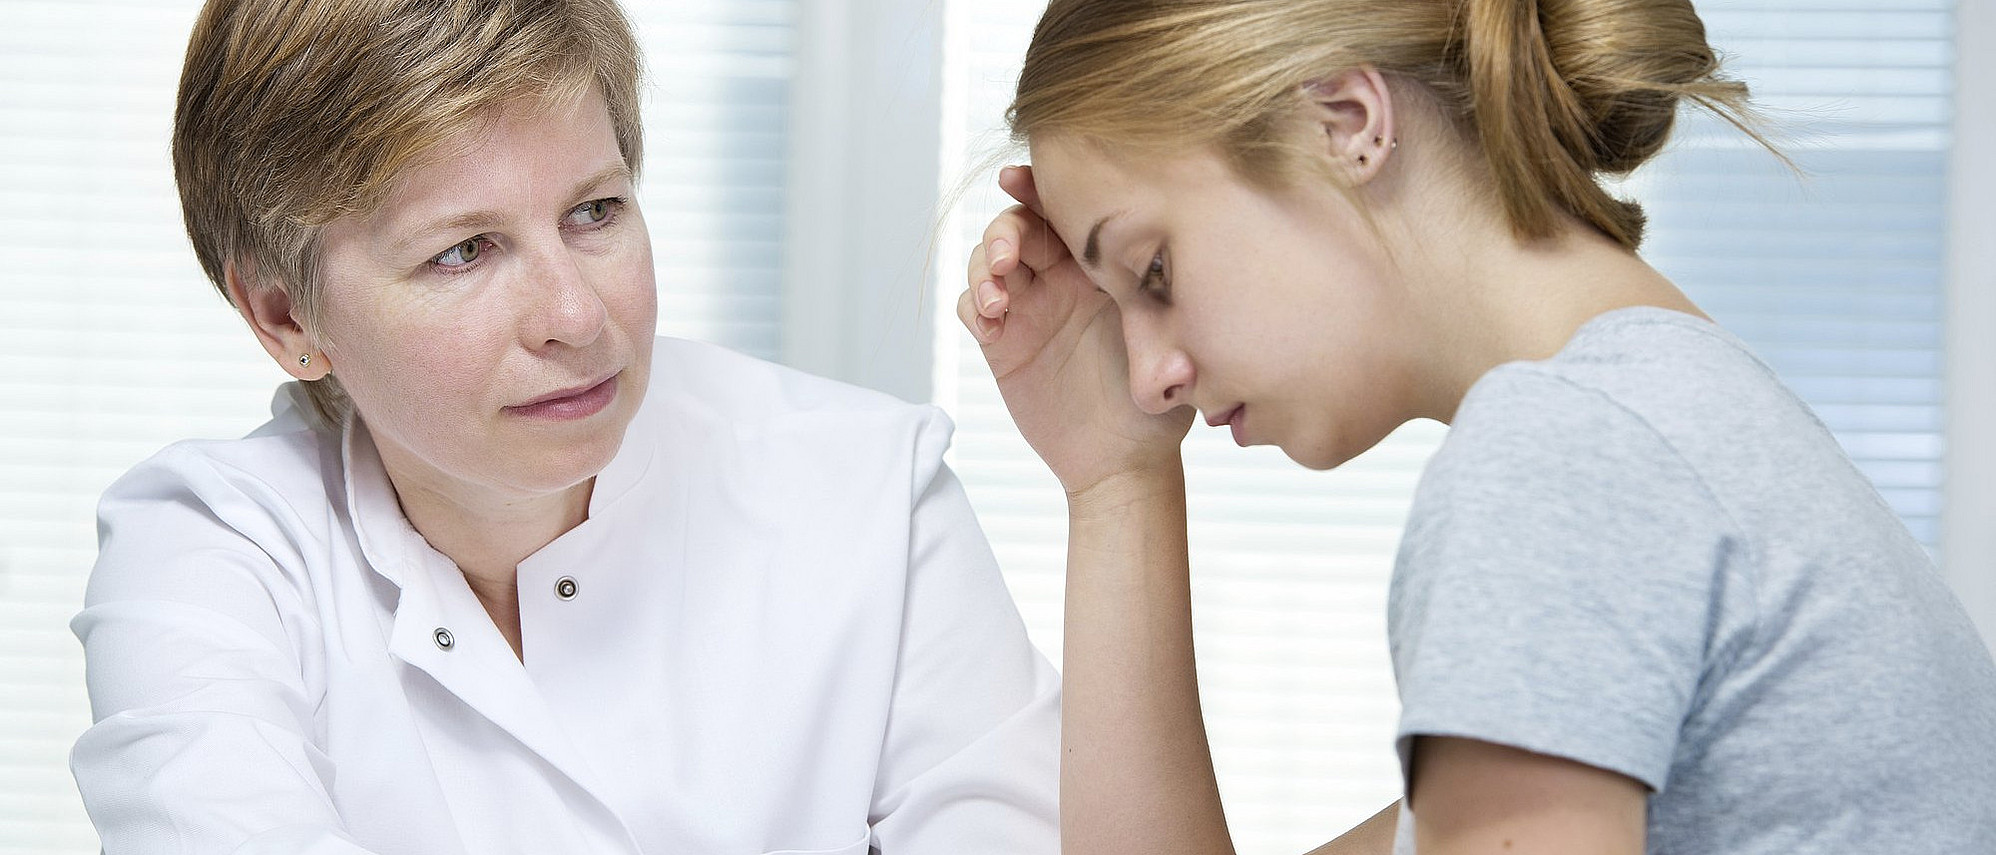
top-left (427, 196), bottom-right (629, 275)
top-left (1137, 250), bottom-right (1171, 305)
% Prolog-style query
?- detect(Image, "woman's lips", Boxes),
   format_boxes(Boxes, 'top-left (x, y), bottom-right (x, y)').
top-left (506, 373), bottom-right (618, 421)
top-left (1206, 404), bottom-right (1247, 447)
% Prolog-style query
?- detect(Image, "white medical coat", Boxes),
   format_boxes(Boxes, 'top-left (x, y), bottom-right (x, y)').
top-left (71, 337), bottom-right (1060, 854)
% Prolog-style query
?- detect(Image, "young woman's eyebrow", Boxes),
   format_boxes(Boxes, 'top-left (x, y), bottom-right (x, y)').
top-left (1081, 211), bottom-right (1124, 270)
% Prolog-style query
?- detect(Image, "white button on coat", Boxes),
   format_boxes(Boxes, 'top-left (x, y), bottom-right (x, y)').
top-left (71, 337), bottom-right (1060, 855)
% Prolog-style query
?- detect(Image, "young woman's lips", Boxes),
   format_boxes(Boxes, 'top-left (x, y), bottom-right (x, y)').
top-left (1207, 405), bottom-right (1247, 447)
top-left (507, 374), bottom-right (618, 421)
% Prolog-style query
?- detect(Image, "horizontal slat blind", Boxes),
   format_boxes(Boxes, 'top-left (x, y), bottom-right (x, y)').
top-left (1640, 0), bottom-right (1953, 548)
top-left (633, 0), bottom-right (793, 360)
top-left (931, 1), bottom-right (1954, 853)
top-left (0, 1), bottom-right (793, 851)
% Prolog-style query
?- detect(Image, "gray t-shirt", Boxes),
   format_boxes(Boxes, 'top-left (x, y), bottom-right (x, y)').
top-left (1388, 307), bottom-right (1996, 853)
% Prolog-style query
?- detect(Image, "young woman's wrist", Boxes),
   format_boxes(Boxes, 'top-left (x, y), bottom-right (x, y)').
top-left (1064, 458), bottom-right (1187, 522)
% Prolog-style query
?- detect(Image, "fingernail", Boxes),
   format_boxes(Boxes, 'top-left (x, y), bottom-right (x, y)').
top-left (978, 280), bottom-right (1001, 313)
top-left (989, 239), bottom-right (1013, 265)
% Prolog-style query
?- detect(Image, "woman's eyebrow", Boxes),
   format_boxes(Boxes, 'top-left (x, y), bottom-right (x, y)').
top-left (394, 210), bottom-right (503, 256)
top-left (568, 162), bottom-right (632, 201)
top-left (1080, 211), bottom-right (1124, 270)
top-left (390, 162), bottom-right (632, 255)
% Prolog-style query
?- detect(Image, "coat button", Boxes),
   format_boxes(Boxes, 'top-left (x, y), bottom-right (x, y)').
top-left (555, 576), bottom-right (578, 601)
top-left (432, 627), bottom-right (455, 650)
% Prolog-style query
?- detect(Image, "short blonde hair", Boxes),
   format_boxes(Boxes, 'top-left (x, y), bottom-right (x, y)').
top-left (1009, 0), bottom-right (1762, 250)
top-left (173, 0), bottom-right (645, 421)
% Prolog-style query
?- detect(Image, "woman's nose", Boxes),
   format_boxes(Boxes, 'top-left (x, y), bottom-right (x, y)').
top-left (523, 245), bottom-right (608, 349)
top-left (1124, 318), bottom-right (1193, 416)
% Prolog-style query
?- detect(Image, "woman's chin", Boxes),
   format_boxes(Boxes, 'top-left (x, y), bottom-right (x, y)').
top-left (1280, 445), bottom-right (1340, 471)
top-left (529, 427), bottom-right (631, 489)
top-left (1276, 432), bottom-right (1365, 472)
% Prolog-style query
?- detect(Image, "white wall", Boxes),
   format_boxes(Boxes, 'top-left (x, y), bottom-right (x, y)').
top-left (782, 0), bottom-right (945, 402)
top-left (1945, 0), bottom-right (1996, 647)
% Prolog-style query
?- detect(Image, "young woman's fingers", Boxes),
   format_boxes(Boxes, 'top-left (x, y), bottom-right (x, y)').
top-left (966, 239), bottom-right (990, 288)
top-left (965, 240), bottom-right (1015, 322)
top-left (955, 283), bottom-right (1003, 344)
top-left (953, 285), bottom-right (981, 340)
top-left (979, 204), bottom-right (1072, 281)
top-left (980, 206), bottom-right (1035, 279)
top-left (1011, 209), bottom-right (1072, 272)
top-left (999, 164), bottom-right (1042, 215)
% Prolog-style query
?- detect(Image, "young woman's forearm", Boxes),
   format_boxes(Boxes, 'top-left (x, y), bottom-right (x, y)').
top-left (1304, 801), bottom-right (1401, 855)
top-left (1060, 463), bottom-right (1235, 855)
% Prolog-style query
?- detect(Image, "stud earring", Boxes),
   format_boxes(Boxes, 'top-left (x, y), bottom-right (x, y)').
top-left (299, 354), bottom-right (312, 369)
top-left (1357, 154), bottom-right (1369, 165)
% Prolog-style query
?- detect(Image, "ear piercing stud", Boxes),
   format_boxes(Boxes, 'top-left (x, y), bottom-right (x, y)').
top-left (299, 354), bottom-right (312, 368)
top-left (1359, 136), bottom-right (1399, 165)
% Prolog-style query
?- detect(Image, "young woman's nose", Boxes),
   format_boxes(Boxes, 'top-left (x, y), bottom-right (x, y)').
top-left (1124, 321), bottom-right (1194, 416)
top-left (521, 243), bottom-right (608, 349)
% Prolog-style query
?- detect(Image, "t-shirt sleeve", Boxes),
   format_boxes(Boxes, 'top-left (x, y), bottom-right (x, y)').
top-left (1388, 367), bottom-right (1746, 794)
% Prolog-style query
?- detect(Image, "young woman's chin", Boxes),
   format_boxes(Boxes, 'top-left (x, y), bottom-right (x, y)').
top-left (1277, 442), bottom-right (1346, 472)
top-left (1273, 417), bottom-right (1391, 472)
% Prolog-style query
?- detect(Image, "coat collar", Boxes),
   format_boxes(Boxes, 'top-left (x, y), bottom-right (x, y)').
top-left (306, 387), bottom-right (654, 848)
top-left (329, 389), bottom-right (659, 591)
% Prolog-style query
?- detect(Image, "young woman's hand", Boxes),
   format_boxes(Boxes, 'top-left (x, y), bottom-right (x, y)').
top-left (957, 165), bottom-right (1193, 497)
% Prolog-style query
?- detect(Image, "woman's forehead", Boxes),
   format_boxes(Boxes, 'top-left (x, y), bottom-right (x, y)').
top-left (333, 90), bottom-right (627, 248)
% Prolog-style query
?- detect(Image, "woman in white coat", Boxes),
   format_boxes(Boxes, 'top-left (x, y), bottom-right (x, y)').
top-left (68, 1), bottom-right (1059, 853)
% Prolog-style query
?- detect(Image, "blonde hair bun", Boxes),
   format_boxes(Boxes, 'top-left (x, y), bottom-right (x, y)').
top-left (1011, 0), bottom-right (1771, 250)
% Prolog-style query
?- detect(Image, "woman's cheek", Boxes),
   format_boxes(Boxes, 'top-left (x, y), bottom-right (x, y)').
top-left (612, 244), bottom-right (660, 335)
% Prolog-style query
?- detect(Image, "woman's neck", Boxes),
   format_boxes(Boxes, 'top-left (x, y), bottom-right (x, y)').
top-left (370, 428), bottom-right (594, 659)
top-left (1400, 214), bottom-right (1706, 424)
top-left (1363, 108), bottom-right (1707, 425)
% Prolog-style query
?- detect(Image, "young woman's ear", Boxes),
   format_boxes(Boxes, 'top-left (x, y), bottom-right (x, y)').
top-left (1301, 65), bottom-right (1397, 184)
top-left (225, 260), bottom-right (330, 380)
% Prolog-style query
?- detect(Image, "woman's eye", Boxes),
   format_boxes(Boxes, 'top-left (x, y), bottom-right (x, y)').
top-left (1139, 252), bottom-right (1171, 302)
top-left (433, 237), bottom-right (484, 269)
top-left (565, 197), bottom-right (622, 226)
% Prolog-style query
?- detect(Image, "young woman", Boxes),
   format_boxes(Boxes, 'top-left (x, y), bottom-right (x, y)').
top-left (958, 0), bottom-right (1996, 852)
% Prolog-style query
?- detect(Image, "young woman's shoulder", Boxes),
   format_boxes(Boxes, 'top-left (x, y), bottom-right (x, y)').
top-left (1396, 308), bottom-right (1996, 851)
top-left (1441, 307), bottom-right (1854, 519)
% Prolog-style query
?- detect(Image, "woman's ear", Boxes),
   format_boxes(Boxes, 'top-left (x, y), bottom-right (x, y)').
top-left (1301, 65), bottom-right (1397, 184)
top-left (225, 260), bottom-right (330, 380)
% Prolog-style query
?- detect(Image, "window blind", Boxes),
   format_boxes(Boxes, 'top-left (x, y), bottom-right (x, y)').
top-left (0, 1), bottom-right (795, 851)
top-left (1641, 0), bottom-right (1954, 549)
top-left (930, 1), bottom-right (1956, 852)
